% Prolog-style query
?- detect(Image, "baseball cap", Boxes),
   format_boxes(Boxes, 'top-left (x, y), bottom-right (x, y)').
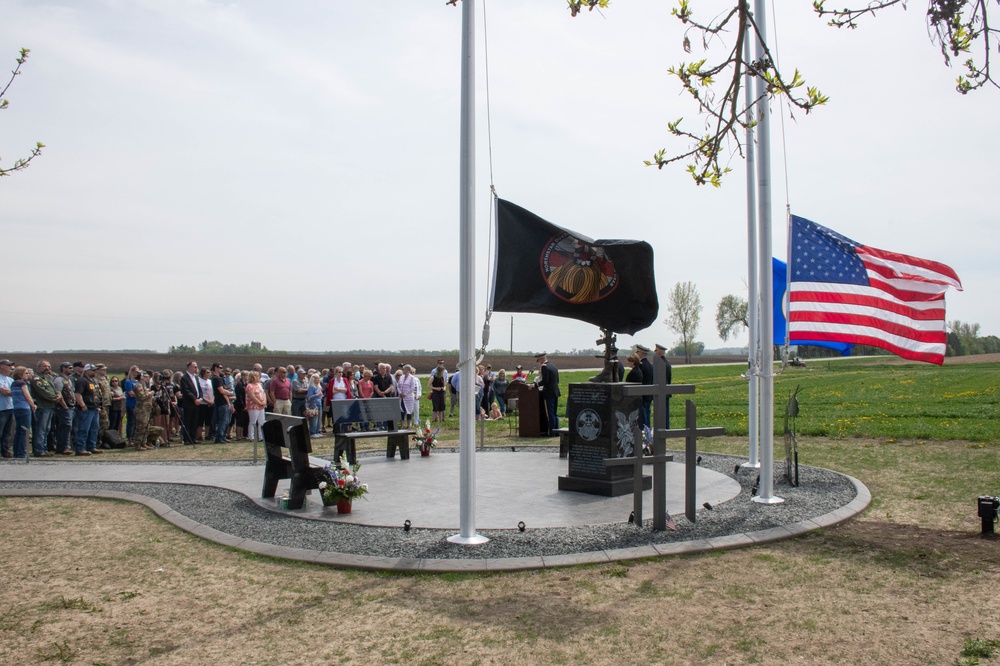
top-left (84, 364), bottom-right (97, 371)
top-left (0, 359), bottom-right (13, 366)
top-left (59, 362), bottom-right (73, 369)
top-left (94, 363), bottom-right (107, 370)
top-left (72, 361), bottom-right (85, 368)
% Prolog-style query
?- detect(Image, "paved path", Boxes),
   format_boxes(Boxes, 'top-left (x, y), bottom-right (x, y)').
top-left (0, 451), bottom-right (870, 572)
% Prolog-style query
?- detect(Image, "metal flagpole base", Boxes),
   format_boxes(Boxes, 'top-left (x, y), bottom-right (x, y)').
top-left (741, 461), bottom-right (761, 469)
top-left (751, 495), bottom-right (785, 505)
top-left (447, 534), bottom-right (490, 545)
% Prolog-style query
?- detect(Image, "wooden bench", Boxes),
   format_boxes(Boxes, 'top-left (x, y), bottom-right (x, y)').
top-left (329, 397), bottom-right (416, 464)
top-left (261, 413), bottom-right (324, 510)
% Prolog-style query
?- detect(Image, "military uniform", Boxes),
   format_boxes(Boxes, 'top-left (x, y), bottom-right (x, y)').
top-left (97, 370), bottom-right (112, 447)
top-left (132, 381), bottom-right (156, 451)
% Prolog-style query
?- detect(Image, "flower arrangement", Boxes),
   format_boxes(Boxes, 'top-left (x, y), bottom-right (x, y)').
top-left (413, 425), bottom-right (439, 452)
top-left (318, 454), bottom-right (369, 505)
top-left (641, 425), bottom-right (653, 456)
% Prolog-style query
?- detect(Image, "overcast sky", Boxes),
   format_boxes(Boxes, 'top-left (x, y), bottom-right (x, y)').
top-left (2, 1), bottom-right (995, 356)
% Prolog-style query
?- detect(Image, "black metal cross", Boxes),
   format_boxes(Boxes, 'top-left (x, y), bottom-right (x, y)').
top-left (622, 355), bottom-right (693, 530)
top-left (604, 449), bottom-right (673, 527)
top-left (660, 400), bottom-right (725, 522)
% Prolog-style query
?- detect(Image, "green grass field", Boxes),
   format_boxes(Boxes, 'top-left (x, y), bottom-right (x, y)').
top-left (548, 359), bottom-right (1000, 443)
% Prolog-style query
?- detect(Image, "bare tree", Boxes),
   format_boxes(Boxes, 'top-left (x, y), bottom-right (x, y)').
top-left (665, 281), bottom-right (702, 364)
top-left (716, 294), bottom-right (749, 341)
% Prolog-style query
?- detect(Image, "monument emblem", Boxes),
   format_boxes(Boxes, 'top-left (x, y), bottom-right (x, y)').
top-left (576, 409), bottom-right (601, 441)
top-left (614, 408), bottom-right (640, 457)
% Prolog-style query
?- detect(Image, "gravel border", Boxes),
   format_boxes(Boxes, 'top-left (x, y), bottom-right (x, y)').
top-left (0, 450), bottom-right (868, 570)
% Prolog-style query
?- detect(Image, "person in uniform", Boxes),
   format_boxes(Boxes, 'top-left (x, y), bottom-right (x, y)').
top-left (635, 344), bottom-right (654, 427)
top-left (132, 372), bottom-right (156, 452)
top-left (654, 343), bottom-right (674, 428)
top-left (95, 364), bottom-right (112, 448)
top-left (535, 352), bottom-right (561, 436)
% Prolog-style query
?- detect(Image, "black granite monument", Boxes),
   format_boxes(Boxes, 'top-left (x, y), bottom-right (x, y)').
top-left (558, 382), bottom-right (651, 496)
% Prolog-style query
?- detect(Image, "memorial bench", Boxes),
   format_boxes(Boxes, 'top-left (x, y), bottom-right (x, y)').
top-left (330, 397), bottom-right (416, 464)
top-left (261, 413), bottom-right (325, 510)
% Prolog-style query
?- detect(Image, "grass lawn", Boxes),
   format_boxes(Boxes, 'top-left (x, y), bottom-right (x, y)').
top-left (1, 357), bottom-right (998, 664)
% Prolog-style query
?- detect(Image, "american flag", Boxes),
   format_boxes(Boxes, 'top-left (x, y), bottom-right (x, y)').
top-left (788, 215), bottom-right (963, 365)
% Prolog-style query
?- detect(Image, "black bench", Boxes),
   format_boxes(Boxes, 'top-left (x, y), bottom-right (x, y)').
top-left (261, 413), bottom-right (324, 510)
top-left (330, 397), bottom-right (416, 464)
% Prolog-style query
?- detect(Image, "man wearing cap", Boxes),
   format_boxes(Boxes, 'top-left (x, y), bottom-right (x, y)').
top-left (0, 359), bottom-right (14, 458)
top-left (268, 366), bottom-right (293, 415)
top-left (654, 343), bottom-right (674, 428)
top-left (30, 360), bottom-right (60, 456)
top-left (535, 352), bottom-right (561, 436)
top-left (635, 345), bottom-right (654, 427)
top-left (52, 362), bottom-right (76, 454)
top-left (512, 365), bottom-right (527, 383)
top-left (74, 364), bottom-right (103, 455)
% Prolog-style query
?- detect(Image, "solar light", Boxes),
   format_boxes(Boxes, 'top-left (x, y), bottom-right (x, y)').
top-left (696, 455), bottom-right (702, 465)
top-left (734, 464), bottom-right (741, 475)
top-left (978, 497), bottom-right (999, 535)
top-left (517, 521), bottom-right (526, 532)
top-left (703, 502), bottom-right (713, 510)
top-left (403, 520), bottom-right (411, 532)
top-left (628, 511), bottom-right (635, 524)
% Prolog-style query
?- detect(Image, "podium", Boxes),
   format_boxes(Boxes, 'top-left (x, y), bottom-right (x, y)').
top-left (509, 381), bottom-right (547, 437)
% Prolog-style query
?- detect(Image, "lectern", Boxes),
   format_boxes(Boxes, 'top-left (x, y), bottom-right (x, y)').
top-left (509, 381), bottom-right (546, 437)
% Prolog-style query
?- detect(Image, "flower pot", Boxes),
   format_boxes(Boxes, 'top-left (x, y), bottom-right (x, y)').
top-left (420, 447), bottom-right (430, 457)
top-left (336, 499), bottom-right (352, 514)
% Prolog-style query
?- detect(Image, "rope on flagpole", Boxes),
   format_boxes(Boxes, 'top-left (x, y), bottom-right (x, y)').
top-left (478, 0), bottom-right (496, 365)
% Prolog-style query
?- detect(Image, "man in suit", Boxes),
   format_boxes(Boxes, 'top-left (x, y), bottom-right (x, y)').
top-left (179, 360), bottom-right (203, 444)
top-left (635, 344), bottom-right (654, 427)
top-left (535, 352), bottom-right (560, 436)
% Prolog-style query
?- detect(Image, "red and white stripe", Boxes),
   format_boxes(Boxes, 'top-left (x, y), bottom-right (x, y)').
top-left (790, 246), bottom-right (963, 365)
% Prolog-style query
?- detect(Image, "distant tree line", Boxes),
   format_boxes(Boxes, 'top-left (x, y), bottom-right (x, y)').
top-left (168, 340), bottom-right (272, 355)
top-left (947, 321), bottom-right (1000, 357)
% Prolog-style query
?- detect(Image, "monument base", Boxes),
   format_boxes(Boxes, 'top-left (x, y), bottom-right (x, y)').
top-left (558, 474), bottom-right (652, 497)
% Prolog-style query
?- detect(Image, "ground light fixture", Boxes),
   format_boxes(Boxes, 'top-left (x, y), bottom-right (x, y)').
top-left (403, 520), bottom-right (411, 532)
top-left (517, 521), bottom-right (526, 532)
top-left (978, 497), bottom-right (999, 535)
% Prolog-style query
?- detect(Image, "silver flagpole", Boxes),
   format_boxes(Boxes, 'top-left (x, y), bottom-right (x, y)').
top-left (449, 0), bottom-right (489, 544)
top-left (742, 22), bottom-right (760, 471)
top-left (752, 0), bottom-right (782, 504)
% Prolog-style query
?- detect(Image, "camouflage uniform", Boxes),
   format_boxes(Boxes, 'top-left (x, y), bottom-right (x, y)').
top-left (97, 369), bottom-right (112, 446)
top-left (132, 381), bottom-right (155, 451)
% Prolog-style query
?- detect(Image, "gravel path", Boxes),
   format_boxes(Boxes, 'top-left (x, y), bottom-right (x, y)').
top-left (1, 451), bottom-right (859, 561)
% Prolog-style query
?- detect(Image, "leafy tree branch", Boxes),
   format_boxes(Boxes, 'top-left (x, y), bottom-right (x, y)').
top-left (815, 0), bottom-right (998, 93)
top-left (1, 48), bottom-right (44, 178)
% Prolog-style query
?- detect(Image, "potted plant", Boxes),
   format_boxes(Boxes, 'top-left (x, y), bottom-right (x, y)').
top-left (412, 425), bottom-right (439, 456)
top-left (318, 454), bottom-right (369, 513)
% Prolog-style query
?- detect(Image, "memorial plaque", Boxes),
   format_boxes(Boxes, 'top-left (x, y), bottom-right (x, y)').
top-left (558, 382), bottom-right (651, 496)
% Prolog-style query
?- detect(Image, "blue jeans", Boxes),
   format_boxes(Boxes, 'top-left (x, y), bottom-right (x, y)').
top-left (54, 408), bottom-right (74, 453)
top-left (74, 408), bottom-right (99, 453)
top-left (213, 403), bottom-right (231, 442)
top-left (13, 409), bottom-right (32, 458)
top-left (33, 407), bottom-right (54, 456)
top-left (0, 409), bottom-right (13, 457)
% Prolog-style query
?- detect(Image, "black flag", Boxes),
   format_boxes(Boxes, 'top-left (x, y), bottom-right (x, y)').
top-left (490, 198), bottom-right (658, 335)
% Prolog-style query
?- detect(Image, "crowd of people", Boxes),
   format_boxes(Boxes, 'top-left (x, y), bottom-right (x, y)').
top-left (0, 356), bottom-right (538, 459)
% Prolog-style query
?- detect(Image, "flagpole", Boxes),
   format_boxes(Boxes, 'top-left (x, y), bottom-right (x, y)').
top-left (742, 21), bottom-right (760, 471)
top-left (449, 0), bottom-right (488, 544)
top-left (752, 0), bottom-right (782, 504)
